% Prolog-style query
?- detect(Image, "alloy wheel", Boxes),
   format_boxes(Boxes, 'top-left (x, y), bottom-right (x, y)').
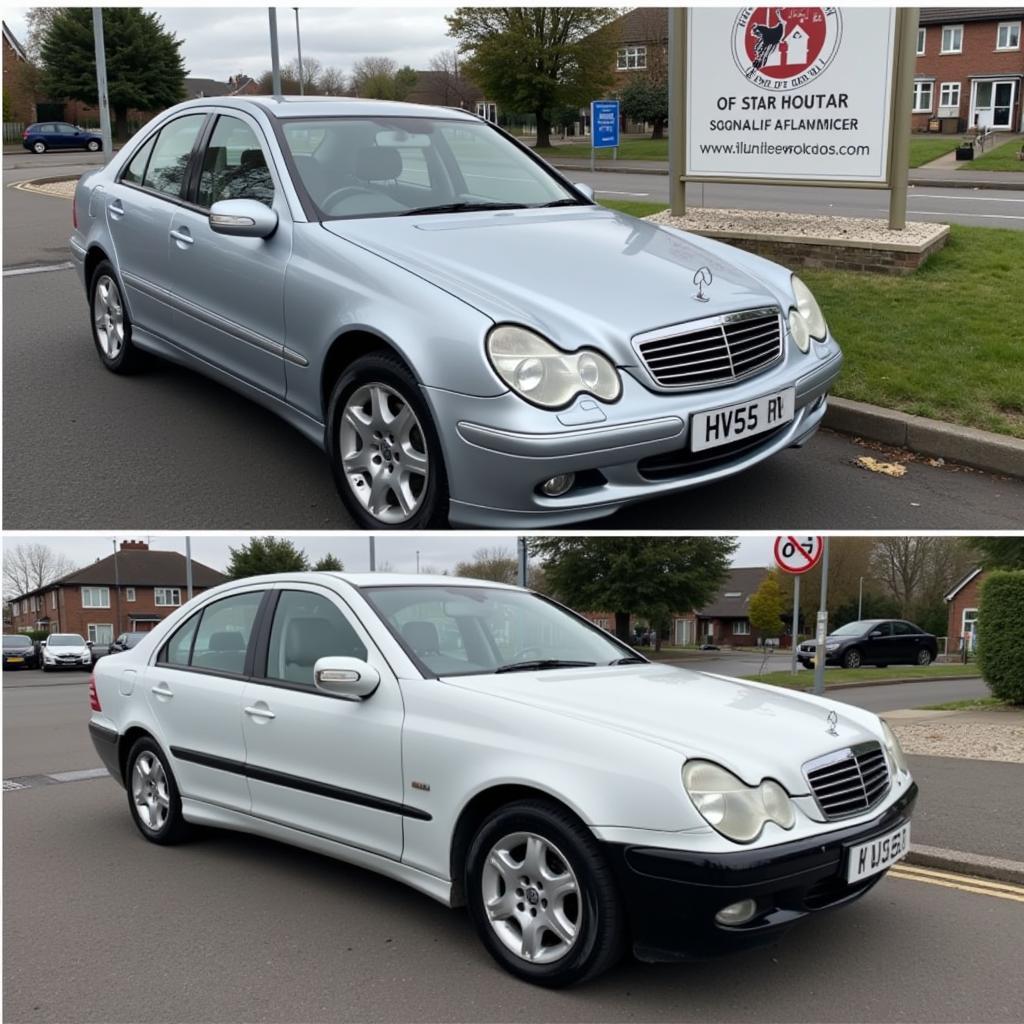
top-left (845, 649), bottom-right (862, 669)
top-left (93, 274), bottom-right (125, 359)
top-left (131, 751), bottom-right (170, 832)
top-left (481, 831), bottom-right (581, 965)
top-left (339, 382), bottom-right (429, 525)
top-left (917, 649), bottom-right (932, 665)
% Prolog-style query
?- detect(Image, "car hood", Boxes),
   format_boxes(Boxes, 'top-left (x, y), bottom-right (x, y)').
top-left (323, 207), bottom-right (779, 363)
top-left (47, 645), bottom-right (88, 655)
top-left (442, 662), bottom-right (882, 795)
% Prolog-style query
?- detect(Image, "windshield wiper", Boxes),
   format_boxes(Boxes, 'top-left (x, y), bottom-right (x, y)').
top-left (400, 201), bottom-right (528, 216)
top-left (609, 656), bottom-right (647, 665)
top-left (540, 198), bottom-right (585, 207)
top-left (494, 659), bottom-right (597, 674)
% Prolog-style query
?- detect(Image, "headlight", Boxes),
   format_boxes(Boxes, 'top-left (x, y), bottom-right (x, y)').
top-left (682, 760), bottom-right (796, 843)
top-left (880, 720), bottom-right (909, 775)
top-left (791, 275), bottom-right (828, 345)
top-left (486, 324), bottom-right (621, 408)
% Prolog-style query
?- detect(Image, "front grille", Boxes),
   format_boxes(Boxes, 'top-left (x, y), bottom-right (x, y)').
top-left (803, 742), bottom-right (890, 821)
top-left (634, 307), bottom-right (783, 391)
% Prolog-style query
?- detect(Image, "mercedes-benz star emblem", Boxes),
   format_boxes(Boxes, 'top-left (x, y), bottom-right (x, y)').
top-left (826, 710), bottom-right (839, 736)
top-left (693, 266), bottom-right (713, 303)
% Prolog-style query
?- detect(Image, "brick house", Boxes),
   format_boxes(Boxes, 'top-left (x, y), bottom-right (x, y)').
top-left (944, 567), bottom-right (984, 654)
top-left (7, 541), bottom-right (226, 646)
top-left (3, 21), bottom-right (37, 124)
top-left (913, 7), bottom-right (1024, 133)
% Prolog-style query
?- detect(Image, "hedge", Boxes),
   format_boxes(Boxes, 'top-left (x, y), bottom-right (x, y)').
top-left (977, 571), bottom-right (1024, 705)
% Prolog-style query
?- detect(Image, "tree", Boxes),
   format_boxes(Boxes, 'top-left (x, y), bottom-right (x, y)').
top-left (351, 57), bottom-right (417, 101)
top-left (427, 49), bottom-right (477, 108)
top-left (3, 543), bottom-right (77, 601)
top-left (226, 536), bottom-right (309, 579)
top-left (748, 570), bottom-right (786, 643)
top-left (318, 65), bottom-right (347, 97)
top-left (530, 537), bottom-right (737, 644)
top-left (39, 8), bottom-right (186, 140)
top-left (312, 553), bottom-right (344, 572)
top-left (447, 7), bottom-right (619, 148)
top-left (619, 77), bottom-right (668, 139)
top-left (455, 546), bottom-right (518, 585)
top-left (973, 538), bottom-right (1024, 571)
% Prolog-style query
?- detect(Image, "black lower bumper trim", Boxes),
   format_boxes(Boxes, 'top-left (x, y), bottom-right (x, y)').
top-left (88, 721), bottom-right (123, 787)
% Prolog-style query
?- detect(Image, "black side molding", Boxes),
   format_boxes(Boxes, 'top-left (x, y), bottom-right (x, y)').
top-left (88, 721), bottom-right (123, 787)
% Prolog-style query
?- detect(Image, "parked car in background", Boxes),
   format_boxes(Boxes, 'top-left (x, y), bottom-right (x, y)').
top-left (71, 96), bottom-right (842, 528)
top-left (23, 122), bottom-right (102, 154)
top-left (90, 572), bottom-right (915, 986)
top-left (3, 634), bottom-right (40, 670)
top-left (40, 633), bottom-right (93, 671)
top-left (106, 631), bottom-right (147, 656)
top-left (798, 620), bottom-right (938, 670)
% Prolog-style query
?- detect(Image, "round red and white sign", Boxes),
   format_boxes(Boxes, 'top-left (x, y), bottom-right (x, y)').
top-left (732, 7), bottom-right (843, 91)
top-left (774, 535), bottom-right (824, 574)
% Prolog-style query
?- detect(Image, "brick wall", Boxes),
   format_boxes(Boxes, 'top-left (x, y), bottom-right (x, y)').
top-left (946, 573), bottom-right (983, 653)
top-left (3, 37), bottom-right (37, 123)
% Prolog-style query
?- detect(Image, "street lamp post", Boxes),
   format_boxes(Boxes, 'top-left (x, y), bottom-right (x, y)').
top-left (858, 576), bottom-right (864, 620)
top-left (293, 8), bottom-right (304, 96)
top-left (269, 8), bottom-right (282, 96)
top-left (91, 8), bottom-right (113, 161)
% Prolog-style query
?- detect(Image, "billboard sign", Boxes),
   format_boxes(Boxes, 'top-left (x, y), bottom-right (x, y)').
top-left (591, 100), bottom-right (620, 149)
top-left (686, 7), bottom-right (898, 184)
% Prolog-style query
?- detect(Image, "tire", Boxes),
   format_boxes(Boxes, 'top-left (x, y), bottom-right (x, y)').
top-left (32, 140), bottom-right (46, 154)
top-left (465, 799), bottom-right (625, 987)
top-left (125, 736), bottom-right (193, 845)
top-left (326, 352), bottom-right (449, 528)
top-left (89, 260), bottom-right (146, 373)
top-left (86, 139), bottom-right (101, 152)
top-left (40, 662), bottom-right (49, 673)
top-left (842, 647), bottom-right (863, 670)
top-left (916, 649), bottom-right (933, 666)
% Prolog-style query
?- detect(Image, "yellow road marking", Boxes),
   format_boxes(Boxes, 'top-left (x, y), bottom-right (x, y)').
top-left (892, 863), bottom-right (1024, 894)
top-left (889, 865), bottom-right (1024, 903)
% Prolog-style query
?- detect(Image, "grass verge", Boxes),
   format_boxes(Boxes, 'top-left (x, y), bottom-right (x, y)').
top-left (908, 136), bottom-right (962, 167)
top-left (532, 137), bottom-right (669, 161)
top-left (743, 664), bottom-right (980, 689)
top-left (963, 138), bottom-right (1024, 172)
top-left (919, 696), bottom-right (1004, 710)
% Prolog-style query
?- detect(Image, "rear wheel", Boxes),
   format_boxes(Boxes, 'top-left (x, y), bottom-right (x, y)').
top-left (125, 737), bottom-right (192, 845)
top-left (32, 140), bottom-right (46, 154)
top-left (842, 647), bottom-right (863, 669)
top-left (916, 648), bottom-right (933, 666)
top-left (89, 260), bottom-right (146, 373)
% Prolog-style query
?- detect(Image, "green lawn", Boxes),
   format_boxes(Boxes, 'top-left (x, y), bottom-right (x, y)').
top-left (908, 136), bottom-right (961, 167)
top-left (532, 137), bottom-right (669, 161)
top-left (920, 696), bottom-right (1004, 710)
top-left (745, 664), bottom-right (980, 689)
top-left (963, 138), bottom-right (1024, 172)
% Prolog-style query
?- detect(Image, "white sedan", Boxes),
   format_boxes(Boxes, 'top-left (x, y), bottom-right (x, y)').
top-left (89, 572), bottom-right (917, 986)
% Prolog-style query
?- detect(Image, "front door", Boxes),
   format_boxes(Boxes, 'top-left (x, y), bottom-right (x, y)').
top-left (240, 585), bottom-right (405, 860)
top-left (166, 111), bottom-right (289, 399)
top-left (973, 80), bottom-right (1016, 129)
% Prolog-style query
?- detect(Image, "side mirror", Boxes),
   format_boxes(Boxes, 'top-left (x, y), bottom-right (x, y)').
top-left (870, 631), bottom-right (883, 638)
top-left (313, 656), bottom-right (380, 701)
top-left (573, 182), bottom-right (595, 201)
top-left (39, 639), bottom-right (47, 647)
top-left (209, 198), bottom-right (278, 239)
top-left (86, 640), bottom-right (93, 647)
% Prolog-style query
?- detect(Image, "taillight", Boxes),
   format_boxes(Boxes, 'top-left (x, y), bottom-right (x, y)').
top-left (88, 676), bottom-right (101, 711)
top-left (22, 129), bottom-right (28, 138)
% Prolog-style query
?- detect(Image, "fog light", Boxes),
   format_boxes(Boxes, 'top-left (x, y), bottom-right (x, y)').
top-left (540, 473), bottom-right (575, 497)
top-left (715, 899), bottom-right (758, 926)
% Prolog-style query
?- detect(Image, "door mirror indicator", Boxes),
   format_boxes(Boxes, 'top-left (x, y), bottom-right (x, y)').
top-left (209, 199), bottom-right (278, 239)
top-left (313, 656), bottom-right (381, 701)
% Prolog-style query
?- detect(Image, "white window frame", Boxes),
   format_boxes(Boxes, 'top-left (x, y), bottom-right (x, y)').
top-left (81, 586), bottom-right (110, 609)
top-left (996, 21), bottom-right (1021, 51)
top-left (87, 623), bottom-right (114, 645)
top-left (917, 27), bottom-right (926, 55)
top-left (155, 587), bottom-right (182, 607)
top-left (913, 80), bottom-right (934, 113)
top-left (939, 81), bottom-right (961, 108)
top-left (50, 590), bottom-right (58, 610)
top-left (617, 45), bottom-right (647, 71)
top-left (733, 620), bottom-right (751, 636)
top-left (12, 601), bottom-right (20, 616)
top-left (126, 587), bottom-right (136, 602)
top-left (940, 24), bottom-right (963, 54)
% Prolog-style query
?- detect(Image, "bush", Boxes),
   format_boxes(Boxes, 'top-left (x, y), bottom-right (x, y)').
top-left (977, 571), bottom-right (1024, 704)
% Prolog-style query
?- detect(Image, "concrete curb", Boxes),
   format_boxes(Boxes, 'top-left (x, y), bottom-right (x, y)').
top-left (824, 397), bottom-right (1024, 479)
top-left (905, 844), bottom-right (1024, 885)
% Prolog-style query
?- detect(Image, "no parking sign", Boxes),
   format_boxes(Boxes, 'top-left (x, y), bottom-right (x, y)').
top-left (773, 535), bottom-right (824, 575)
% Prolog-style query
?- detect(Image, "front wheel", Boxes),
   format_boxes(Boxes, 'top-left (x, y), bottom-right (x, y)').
top-left (86, 139), bottom-right (101, 152)
top-left (465, 800), bottom-right (625, 987)
top-left (326, 353), bottom-right (449, 528)
top-left (916, 649), bottom-right (933, 666)
top-left (32, 140), bottom-right (46, 154)
top-left (125, 737), bottom-right (192, 844)
top-left (842, 647), bottom-right (863, 669)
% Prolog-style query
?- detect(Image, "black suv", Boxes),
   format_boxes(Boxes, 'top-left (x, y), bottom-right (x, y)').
top-left (798, 619), bottom-right (938, 670)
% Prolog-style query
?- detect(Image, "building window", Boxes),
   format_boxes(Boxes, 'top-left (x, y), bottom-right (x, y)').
top-left (912, 80), bottom-right (934, 113)
top-left (593, 618), bottom-right (609, 630)
top-left (962, 608), bottom-right (979, 651)
top-left (12, 601), bottom-right (19, 616)
top-left (617, 45), bottom-right (647, 70)
top-left (940, 24), bottom-right (963, 54)
top-left (997, 21), bottom-right (1021, 50)
top-left (733, 620), bottom-right (751, 636)
top-left (917, 27), bottom-right (926, 55)
top-left (88, 623), bottom-right (114, 646)
top-left (50, 591), bottom-right (57, 610)
top-left (126, 587), bottom-right (136, 602)
top-left (155, 587), bottom-right (182, 607)
top-left (939, 82), bottom-right (961, 108)
top-left (81, 586), bottom-right (110, 608)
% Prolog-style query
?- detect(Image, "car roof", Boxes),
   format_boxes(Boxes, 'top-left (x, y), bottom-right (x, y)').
top-left (177, 95), bottom-right (480, 123)
top-left (202, 571), bottom-right (522, 592)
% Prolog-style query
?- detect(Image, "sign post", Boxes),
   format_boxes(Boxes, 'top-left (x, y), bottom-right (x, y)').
top-left (590, 99), bottom-right (620, 173)
top-left (773, 536), bottom-right (825, 680)
top-left (91, 8), bottom-right (113, 162)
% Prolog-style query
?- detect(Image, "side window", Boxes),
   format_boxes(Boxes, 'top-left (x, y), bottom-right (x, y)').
top-left (122, 134), bottom-right (157, 185)
top-left (872, 622), bottom-right (893, 637)
top-left (892, 622), bottom-right (916, 637)
top-left (190, 592), bottom-right (264, 676)
top-left (264, 590), bottom-right (368, 687)
top-left (142, 114), bottom-right (206, 199)
top-left (197, 115), bottom-right (275, 208)
top-left (159, 612), bottom-right (200, 666)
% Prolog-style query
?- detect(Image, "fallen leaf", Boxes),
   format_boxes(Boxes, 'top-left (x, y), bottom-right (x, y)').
top-left (856, 456), bottom-right (907, 477)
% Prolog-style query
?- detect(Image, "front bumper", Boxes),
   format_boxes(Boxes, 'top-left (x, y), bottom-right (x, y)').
top-left (607, 781), bottom-right (917, 962)
top-left (430, 341), bottom-right (842, 527)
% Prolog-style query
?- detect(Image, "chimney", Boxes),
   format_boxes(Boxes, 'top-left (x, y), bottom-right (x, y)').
top-left (120, 540), bottom-right (149, 551)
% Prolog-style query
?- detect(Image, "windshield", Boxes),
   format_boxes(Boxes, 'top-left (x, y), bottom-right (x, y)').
top-left (48, 634), bottom-right (85, 647)
top-left (3, 635), bottom-right (32, 648)
top-left (362, 585), bottom-right (641, 677)
top-left (830, 620), bottom-right (881, 637)
top-left (280, 116), bottom-right (581, 220)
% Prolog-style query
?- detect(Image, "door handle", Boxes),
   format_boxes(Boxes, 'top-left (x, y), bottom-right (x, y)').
top-left (244, 704), bottom-right (276, 720)
top-left (109, 199), bottom-right (125, 219)
top-left (170, 227), bottom-right (194, 246)
top-left (151, 683), bottom-right (174, 699)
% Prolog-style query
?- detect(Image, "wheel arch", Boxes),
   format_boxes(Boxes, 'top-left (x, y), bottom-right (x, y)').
top-left (118, 725), bottom-right (159, 785)
top-left (319, 328), bottom-right (419, 422)
top-left (84, 244), bottom-right (113, 290)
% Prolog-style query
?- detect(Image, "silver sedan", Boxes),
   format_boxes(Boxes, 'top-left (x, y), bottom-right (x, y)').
top-left (71, 96), bottom-right (842, 528)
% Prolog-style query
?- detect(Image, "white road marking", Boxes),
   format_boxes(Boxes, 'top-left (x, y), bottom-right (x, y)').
top-left (911, 193), bottom-right (1024, 203)
top-left (3, 262), bottom-right (75, 277)
top-left (47, 768), bottom-right (110, 783)
top-left (596, 189), bottom-right (651, 197)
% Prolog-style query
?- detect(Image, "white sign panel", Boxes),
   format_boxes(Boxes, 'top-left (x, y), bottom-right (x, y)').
top-left (686, 7), bottom-right (897, 183)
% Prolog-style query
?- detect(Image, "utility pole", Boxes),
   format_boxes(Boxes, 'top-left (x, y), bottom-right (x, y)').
top-left (888, 8), bottom-right (919, 229)
top-left (858, 576), bottom-right (864, 620)
top-left (92, 8), bottom-right (113, 161)
top-left (517, 538), bottom-right (528, 588)
top-left (790, 573), bottom-right (801, 675)
top-left (667, 7), bottom-right (686, 215)
top-left (293, 8), bottom-right (304, 95)
top-left (269, 8), bottom-right (282, 96)
top-left (111, 539), bottom-right (121, 636)
top-left (368, 536), bottom-right (376, 572)
top-left (813, 538), bottom-right (831, 697)
top-left (185, 537), bottom-right (194, 601)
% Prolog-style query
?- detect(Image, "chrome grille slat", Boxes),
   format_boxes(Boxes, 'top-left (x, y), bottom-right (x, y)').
top-left (803, 742), bottom-right (891, 820)
top-left (634, 307), bottom-right (784, 391)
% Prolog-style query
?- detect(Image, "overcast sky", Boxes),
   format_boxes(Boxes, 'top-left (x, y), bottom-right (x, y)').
top-left (4, 6), bottom-right (456, 82)
top-left (2, 534), bottom-right (774, 578)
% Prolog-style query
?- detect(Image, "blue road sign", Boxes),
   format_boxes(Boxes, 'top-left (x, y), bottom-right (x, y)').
top-left (591, 100), bottom-right (620, 149)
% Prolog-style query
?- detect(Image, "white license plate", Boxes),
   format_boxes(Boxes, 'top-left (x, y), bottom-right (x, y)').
top-left (846, 823), bottom-right (910, 883)
top-left (691, 388), bottom-right (795, 453)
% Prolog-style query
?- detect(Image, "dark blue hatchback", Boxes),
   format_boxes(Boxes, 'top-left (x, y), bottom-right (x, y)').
top-left (23, 122), bottom-right (103, 153)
